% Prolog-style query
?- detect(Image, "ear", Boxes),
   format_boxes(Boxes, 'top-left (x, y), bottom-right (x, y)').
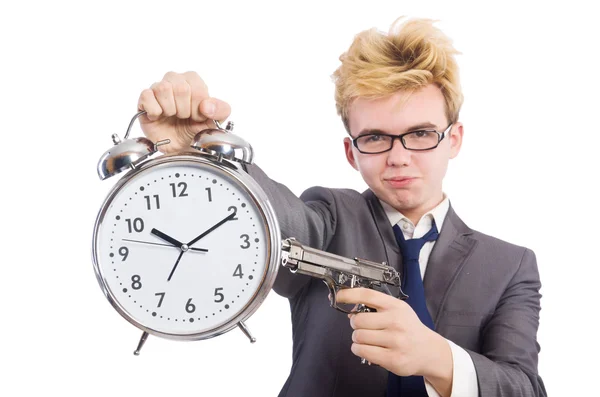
top-left (344, 137), bottom-right (359, 170)
top-left (449, 122), bottom-right (464, 159)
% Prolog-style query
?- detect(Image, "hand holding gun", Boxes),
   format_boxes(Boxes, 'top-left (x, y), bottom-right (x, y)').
top-left (281, 238), bottom-right (407, 314)
top-left (281, 238), bottom-right (407, 365)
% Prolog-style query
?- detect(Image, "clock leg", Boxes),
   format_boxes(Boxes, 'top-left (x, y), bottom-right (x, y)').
top-left (134, 331), bottom-right (149, 355)
top-left (237, 321), bottom-right (256, 343)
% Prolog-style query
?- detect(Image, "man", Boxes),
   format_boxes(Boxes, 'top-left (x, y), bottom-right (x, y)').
top-left (137, 17), bottom-right (545, 397)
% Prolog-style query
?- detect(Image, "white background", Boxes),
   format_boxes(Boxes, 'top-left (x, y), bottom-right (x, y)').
top-left (1, 1), bottom-right (598, 396)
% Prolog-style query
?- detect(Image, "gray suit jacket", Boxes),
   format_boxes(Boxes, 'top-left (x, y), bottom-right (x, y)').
top-left (247, 164), bottom-right (546, 397)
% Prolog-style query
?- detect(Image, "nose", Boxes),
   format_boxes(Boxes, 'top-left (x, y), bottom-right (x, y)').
top-left (386, 137), bottom-right (411, 167)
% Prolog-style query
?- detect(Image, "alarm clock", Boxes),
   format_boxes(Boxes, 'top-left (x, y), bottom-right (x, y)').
top-left (92, 111), bottom-right (281, 355)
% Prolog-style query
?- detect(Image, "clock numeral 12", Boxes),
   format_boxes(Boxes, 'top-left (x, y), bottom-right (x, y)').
top-left (170, 182), bottom-right (188, 197)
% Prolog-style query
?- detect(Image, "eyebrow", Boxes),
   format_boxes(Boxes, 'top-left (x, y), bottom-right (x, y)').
top-left (356, 122), bottom-right (439, 137)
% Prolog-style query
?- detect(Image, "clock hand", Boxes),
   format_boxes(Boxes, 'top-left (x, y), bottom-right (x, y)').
top-left (122, 238), bottom-right (208, 252)
top-left (167, 251), bottom-right (185, 282)
top-left (186, 211), bottom-right (237, 247)
top-left (151, 228), bottom-right (184, 248)
top-left (167, 211), bottom-right (235, 281)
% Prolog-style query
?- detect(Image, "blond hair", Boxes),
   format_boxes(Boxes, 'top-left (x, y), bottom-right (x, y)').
top-left (332, 17), bottom-right (463, 132)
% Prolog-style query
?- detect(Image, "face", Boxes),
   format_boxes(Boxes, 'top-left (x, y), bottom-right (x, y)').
top-left (344, 84), bottom-right (463, 222)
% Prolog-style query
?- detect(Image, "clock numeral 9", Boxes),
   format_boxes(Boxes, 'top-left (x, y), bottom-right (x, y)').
top-left (185, 298), bottom-right (196, 313)
top-left (233, 264), bottom-right (244, 278)
top-left (240, 234), bottom-right (250, 249)
top-left (119, 246), bottom-right (129, 261)
top-left (214, 287), bottom-right (225, 303)
top-left (170, 182), bottom-right (188, 197)
top-left (131, 275), bottom-right (142, 290)
top-left (126, 218), bottom-right (144, 233)
top-left (155, 292), bottom-right (165, 308)
top-left (144, 195), bottom-right (160, 210)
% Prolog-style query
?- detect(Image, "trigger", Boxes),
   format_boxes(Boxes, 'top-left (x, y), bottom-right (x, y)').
top-left (323, 280), bottom-right (338, 308)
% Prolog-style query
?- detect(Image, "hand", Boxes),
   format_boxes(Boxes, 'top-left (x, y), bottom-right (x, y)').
top-left (336, 288), bottom-right (453, 382)
top-left (137, 71), bottom-right (232, 154)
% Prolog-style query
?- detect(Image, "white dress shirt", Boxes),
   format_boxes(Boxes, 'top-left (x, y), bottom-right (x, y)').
top-left (379, 197), bottom-right (478, 397)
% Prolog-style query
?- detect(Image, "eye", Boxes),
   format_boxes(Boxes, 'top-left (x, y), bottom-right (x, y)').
top-left (413, 130), bottom-right (432, 138)
top-left (364, 134), bottom-right (384, 142)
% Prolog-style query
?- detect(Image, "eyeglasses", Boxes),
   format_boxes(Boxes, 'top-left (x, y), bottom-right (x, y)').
top-left (352, 123), bottom-right (453, 154)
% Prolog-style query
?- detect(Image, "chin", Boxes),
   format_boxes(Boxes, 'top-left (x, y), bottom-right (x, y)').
top-left (379, 190), bottom-right (417, 210)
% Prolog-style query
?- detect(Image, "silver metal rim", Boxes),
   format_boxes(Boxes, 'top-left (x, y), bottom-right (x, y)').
top-left (91, 152), bottom-right (281, 341)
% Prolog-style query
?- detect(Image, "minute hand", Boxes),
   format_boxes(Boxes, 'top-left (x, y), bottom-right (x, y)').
top-left (187, 211), bottom-right (236, 247)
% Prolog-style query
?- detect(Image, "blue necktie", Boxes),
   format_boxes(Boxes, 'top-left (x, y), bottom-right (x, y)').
top-left (387, 221), bottom-right (439, 396)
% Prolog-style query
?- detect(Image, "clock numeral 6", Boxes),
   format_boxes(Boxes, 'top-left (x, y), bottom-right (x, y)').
top-left (131, 275), bottom-right (142, 290)
top-left (185, 298), bottom-right (196, 313)
top-left (126, 218), bottom-right (144, 233)
top-left (214, 287), bottom-right (225, 303)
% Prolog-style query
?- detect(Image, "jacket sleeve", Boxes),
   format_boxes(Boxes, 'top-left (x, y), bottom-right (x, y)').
top-left (245, 163), bottom-right (338, 299)
top-left (467, 248), bottom-right (547, 397)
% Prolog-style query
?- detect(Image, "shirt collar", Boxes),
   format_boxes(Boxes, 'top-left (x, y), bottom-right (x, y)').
top-left (379, 194), bottom-right (450, 233)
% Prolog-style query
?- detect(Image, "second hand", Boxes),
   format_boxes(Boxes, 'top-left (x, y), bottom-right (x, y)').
top-left (122, 238), bottom-right (208, 252)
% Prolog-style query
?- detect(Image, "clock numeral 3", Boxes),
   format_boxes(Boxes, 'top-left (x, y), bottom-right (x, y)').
top-left (240, 234), bottom-right (250, 249)
top-left (170, 182), bottom-right (188, 197)
top-left (214, 287), bottom-right (225, 303)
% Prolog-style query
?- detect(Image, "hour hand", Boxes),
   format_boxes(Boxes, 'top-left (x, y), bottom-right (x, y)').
top-left (151, 228), bottom-right (184, 248)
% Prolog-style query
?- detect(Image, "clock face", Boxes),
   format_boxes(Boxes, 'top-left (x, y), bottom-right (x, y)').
top-left (94, 159), bottom-right (273, 337)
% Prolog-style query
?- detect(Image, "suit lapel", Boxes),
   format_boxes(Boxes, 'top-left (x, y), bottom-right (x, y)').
top-left (423, 205), bottom-right (478, 327)
top-left (364, 190), bottom-right (402, 297)
top-left (364, 191), bottom-right (478, 327)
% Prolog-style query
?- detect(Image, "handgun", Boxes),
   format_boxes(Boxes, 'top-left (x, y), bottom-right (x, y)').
top-left (281, 238), bottom-right (407, 365)
top-left (281, 238), bottom-right (407, 313)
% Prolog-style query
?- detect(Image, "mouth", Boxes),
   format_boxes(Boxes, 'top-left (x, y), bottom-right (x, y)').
top-left (384, 177), bottom-right (416, 188)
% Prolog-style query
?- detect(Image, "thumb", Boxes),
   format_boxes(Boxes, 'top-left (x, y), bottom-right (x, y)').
top-left (199, 97), bottom-right (232, 123)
